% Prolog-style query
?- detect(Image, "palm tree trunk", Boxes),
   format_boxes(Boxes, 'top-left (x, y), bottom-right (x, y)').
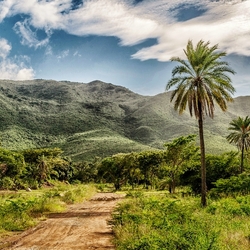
top-left (240, 142), bottom-right (244, 173)
top-left (198, 109), bottom-right (207, 207)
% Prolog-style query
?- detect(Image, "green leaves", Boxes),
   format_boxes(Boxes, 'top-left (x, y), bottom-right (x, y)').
top-left (227, 116), bottom-right (250, 172)
top-left (227, 116), bottom-right (250, 149)
top-left (166, 39), bottom-right (235, 119)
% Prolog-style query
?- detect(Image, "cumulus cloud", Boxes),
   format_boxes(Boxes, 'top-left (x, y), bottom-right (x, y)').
top-left (0, 39), bottom-right (11, 59)
top-left (0, 38), bottom-right (34, 80)
top-left (16, 68), bottom-right (34, 80)
top-left (0, 59), bottom-right (34, 80)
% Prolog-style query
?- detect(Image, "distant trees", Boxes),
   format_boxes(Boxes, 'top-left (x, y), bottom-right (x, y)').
top-left (0, 147), bottom-right (72, 190)
top-left (0, 148), bottom-right (25, 189)
top-left (0, 134), bottom-right (245, 195)
top-left (166, 40), bottom-right (235, 206)
top-left (227, 116), bottom-right (250, 173)
top-left (181, 151), bottom-right (239, 194)
top-left (97, 135), bottom-right (199, 192)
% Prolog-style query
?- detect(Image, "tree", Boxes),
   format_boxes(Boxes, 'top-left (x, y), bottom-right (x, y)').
top-left (98, 153), bottom-right (130, 190)
top-left (227, 116), bottom-right (250, 173)
top-left (163, 135), bottom-right (199, 193)
top-left (166, 40), bottom-right (235, 206)
top-left (137, 150), bottom-right (163, 189)
top-left (0, 148), bottom-right (25, 189)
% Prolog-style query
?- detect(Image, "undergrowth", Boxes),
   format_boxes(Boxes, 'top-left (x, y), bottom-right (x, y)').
top-left (111, 192), bottom-right (250, 250)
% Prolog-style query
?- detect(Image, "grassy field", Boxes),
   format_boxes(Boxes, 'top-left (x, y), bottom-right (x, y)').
top-left (112, 191), bottom-right (250, 250)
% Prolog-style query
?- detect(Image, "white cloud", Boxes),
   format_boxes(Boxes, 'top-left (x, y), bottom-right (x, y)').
top-left (45, 45), bottom-right (53, 56)
top-left (57, 50), bottom-right (69, 60)
top-left (0, 38), bottom-right (34, 80)
top-left (16, 68), bottom-right (34, 80)
top-left (132, 0), bottom-right (250, 60)
top-left (1, 0), bottom-right (250, 60)
top-left (13, 19), bottom-right (51, 48)
top-left (0, 59), bottom-right (34, 80)
top-left (63, 0), bottom-right (250, 60)
top-left (0, 39), bottom-right (11, 58)
top-left (0, 0), bottom-right (71, 28)
top-left (73, 51), bottom-right (81, 57)
top-left (1, 0), bottom-right (70, 49)
top-left (65, 0), bottom-right (161, 45)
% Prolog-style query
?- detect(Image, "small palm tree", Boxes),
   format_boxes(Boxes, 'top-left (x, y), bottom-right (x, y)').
top-left (227, 116), bottom-right (250, 173)
top-left (166, 40), bottom-right (235, 206)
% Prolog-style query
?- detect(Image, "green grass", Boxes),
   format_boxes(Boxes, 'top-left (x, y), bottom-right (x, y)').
top-left (111, 191), bottom-right (250, 250)
top-left (0, 183), bottom-right (96, 235)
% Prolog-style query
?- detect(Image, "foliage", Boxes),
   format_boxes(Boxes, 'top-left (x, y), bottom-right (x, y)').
top-left (227, 116), bottom-right (250, 172)
top-left (162, 134), bottom-right (199, 193)
top-left (0, 80), bottom-right (245, 161)
top-left (98, 150), bottom-right (170, 190)
top-left (0, 147), bottom-right (77, 190)
top-left (181, 151), bottom-right (239, 194)
top-left (112, 192), bottom-right (250, 250)
top-left (97, 136), bottom-right (239, 192)
top-left (0, 183), bottom-right (96, 233)
top-left (0, 148), bottom-right (25, 189)
top-left (166, 39), bottom-right (235, 206)
top-left (22, 148), bottom-right (72, 187)
top-left (211, 173), bottom-right (250, 196)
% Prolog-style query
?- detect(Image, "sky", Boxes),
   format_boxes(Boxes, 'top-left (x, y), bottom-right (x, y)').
top-left (0, 0), bottom-right (249, 97)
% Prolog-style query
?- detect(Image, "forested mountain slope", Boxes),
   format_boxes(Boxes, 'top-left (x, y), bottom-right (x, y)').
top-left (0, 79), bottom-right (248, 161)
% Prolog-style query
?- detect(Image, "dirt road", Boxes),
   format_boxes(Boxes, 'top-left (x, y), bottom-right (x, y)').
top-left (2, 192), bottom-right (124, 250)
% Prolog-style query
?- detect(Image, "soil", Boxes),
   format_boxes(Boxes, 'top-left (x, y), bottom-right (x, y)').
top-left (1, 192), bottom-right (125, 250)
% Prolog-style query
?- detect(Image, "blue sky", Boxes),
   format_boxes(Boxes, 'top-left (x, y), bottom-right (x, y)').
top-left (0, 0), bottom-right (249, 96)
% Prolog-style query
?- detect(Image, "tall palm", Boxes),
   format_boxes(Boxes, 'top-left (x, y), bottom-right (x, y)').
top-left (166, 40), bottom-right (235, 206)
top-left (227, 116), bottom-right (250, 173)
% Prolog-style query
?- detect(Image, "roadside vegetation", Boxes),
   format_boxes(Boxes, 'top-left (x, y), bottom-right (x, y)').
top-left (111, 191), bottom-right (250, 250)
top-left (0, 183), bottom-right (96, 239)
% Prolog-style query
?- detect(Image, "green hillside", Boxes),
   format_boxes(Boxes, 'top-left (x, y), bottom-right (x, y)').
top-left (0, 79), bottom-right (248, 161)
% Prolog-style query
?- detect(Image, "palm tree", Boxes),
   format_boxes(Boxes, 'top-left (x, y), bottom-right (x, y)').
top-left (227, 116), bottom-right (250, 173)
top-left (166, 40), bottom-right (235, 206)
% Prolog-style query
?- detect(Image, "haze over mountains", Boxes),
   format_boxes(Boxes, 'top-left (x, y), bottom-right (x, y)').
top-left (0, 79), bottom-right (248, 161)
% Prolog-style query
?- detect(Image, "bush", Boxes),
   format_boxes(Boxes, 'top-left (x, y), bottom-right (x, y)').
top-left (112, 193), bottom-right (250, 250)
top-left (211, 173), bottom-right (250, 196)
top-left (0, 177), bottom-right (15, 190)
top-left (112, 195), bottom-right (220, 250)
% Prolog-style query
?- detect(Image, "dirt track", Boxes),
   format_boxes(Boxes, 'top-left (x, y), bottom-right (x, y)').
top-left (2, 192), bottom-right (124, 250)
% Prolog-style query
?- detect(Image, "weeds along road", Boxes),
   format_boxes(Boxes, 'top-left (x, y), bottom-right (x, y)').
top-left (2, 192), bottom-right (125, 250)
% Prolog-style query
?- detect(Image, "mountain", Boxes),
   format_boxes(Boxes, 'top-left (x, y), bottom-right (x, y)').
top-left (0, 79), bottom-right (248, 161)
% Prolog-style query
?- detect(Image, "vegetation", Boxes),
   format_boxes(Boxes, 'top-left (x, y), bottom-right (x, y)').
top-left (163, 134), bottom-right (199, 193)
top-left (0, 65), bottom-right (249, 247)
top-left (166, 40), bottom-right (235, 206)
top-left (0, 183), bottom-right (95, 234)
top-left (227, 116), bottom-right (250, 173)
top-left (111, 192), bottom-right (250, 250)
top-left (0, 79), bottom-right (245, 161)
